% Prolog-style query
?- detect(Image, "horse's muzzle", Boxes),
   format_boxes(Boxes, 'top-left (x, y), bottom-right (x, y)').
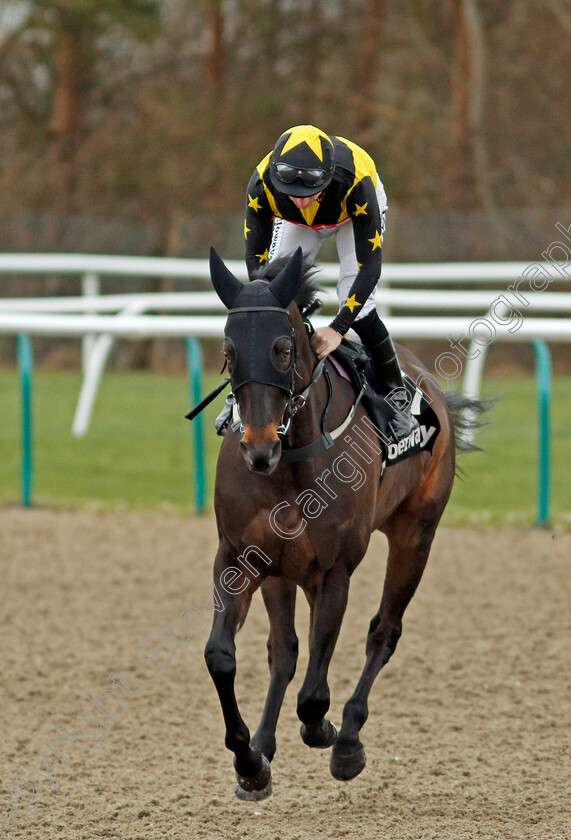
top-left (240, 438), bottom-right (282, 474)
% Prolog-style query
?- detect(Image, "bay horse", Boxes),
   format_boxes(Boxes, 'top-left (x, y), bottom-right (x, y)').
top-left (203, 247), bottom-right (481, 800)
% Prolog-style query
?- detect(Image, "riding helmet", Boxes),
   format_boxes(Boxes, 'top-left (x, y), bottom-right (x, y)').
top-left (269, 125), bottom-right (336, 197)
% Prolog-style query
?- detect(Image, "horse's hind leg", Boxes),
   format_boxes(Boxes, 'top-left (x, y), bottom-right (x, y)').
top-left (331, 504), bottom-right (441, 781)
top-left (251, 578), bottom-right (299, 761)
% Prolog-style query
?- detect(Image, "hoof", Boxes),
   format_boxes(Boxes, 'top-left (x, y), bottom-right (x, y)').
top-left (234, 755), bottom-right (272, 801)
top-left (330, 742), bottom-right (366, 781)
top-left (300, 719), bottom-right (338, 749)
top-left (235, 779), bottom-right (273, 801)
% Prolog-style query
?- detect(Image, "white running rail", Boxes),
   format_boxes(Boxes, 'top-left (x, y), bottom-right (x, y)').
top-left (1, 254), bottom-right (569, 435)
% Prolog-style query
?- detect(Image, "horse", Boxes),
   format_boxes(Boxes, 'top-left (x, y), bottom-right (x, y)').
top-left (203, 247), bottom-right (483, 800)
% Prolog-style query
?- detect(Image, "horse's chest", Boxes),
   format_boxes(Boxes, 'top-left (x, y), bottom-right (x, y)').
top-left (227, 501), bottom-right (357, 581)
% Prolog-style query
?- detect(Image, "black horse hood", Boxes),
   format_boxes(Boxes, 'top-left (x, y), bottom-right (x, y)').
top-left (229, 279), bottom-right (287, 312)
top-left (209, 247), bottom-right (303, 393)
top-left (209, 246), bottom-right (303, 310)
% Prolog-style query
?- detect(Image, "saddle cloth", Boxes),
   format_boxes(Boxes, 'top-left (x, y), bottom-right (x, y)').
top-left (329, 340), bottom-right (441, 468)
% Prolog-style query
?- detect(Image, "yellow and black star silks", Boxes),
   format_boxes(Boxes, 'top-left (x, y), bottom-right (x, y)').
top-left (278, 125), bottom-right (331, 163)
top-left (368, 230), bottom-right (383, 250)
top-left (247, 194), bottom-right (262, 212)
top-left (343, 294), bottom-right (362, 313)
top-left (244, 132), bottom-right (385, 334)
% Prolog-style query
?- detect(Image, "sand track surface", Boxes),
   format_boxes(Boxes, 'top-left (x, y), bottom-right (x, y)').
top-left (1, 509), bottom-right (569, 840)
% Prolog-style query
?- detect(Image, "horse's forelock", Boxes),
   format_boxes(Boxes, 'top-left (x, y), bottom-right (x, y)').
top-left (254, 257), bottom-right (321, 313)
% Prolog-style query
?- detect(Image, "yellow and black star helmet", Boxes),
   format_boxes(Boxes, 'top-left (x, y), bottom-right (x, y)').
top-left (269, 125), bottom-right (336, 197)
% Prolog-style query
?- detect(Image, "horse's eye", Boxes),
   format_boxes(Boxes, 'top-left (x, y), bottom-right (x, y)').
top-left (272, 339), bottom-right (292, 371)
top-left (223, 341), bottom-right (235, 367)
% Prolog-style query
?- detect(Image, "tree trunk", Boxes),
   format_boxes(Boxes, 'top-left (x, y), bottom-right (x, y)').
top-left (450, 0), bottom-right (474, 203)
top-left (49, 21), bottom-right (90, 211)
top-left (302, 0), bottom-right (325, 116)
top-left (202, 0), bottom-right (226, 204)
top-left (450, 0), bottom-right (495, 211)
top-left (208, 0), bottom-right (225, 98)
top-left (355, 0), bottom-right (385, 141)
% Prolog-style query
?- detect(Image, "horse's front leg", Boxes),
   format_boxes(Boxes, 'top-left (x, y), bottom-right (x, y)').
top-left (297, 563), bottom-right (350, 750)
top-left (204, 546), bottom-right (271, 800)
top-left (251, 577), bottom-right (299, 761)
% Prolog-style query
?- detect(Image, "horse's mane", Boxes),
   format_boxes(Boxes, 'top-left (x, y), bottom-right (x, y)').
top-left (254, 257), bottom-right (321, 314)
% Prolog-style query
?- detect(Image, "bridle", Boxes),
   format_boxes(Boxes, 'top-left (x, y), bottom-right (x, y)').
top-left (227, 305), bottom-right (364, 463)
top-left (225, 303), bottom-right (323, 431)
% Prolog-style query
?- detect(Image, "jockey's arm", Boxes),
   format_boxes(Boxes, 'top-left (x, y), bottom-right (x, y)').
top-left (244, 170), bottom-right (274, 279)
top-left (329, 176), bottom-right (384, 337)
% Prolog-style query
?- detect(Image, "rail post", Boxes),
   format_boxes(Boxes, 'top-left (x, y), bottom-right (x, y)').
top-left (186, 337), bottom-right (206, 514)
top-left (81, 272), bottom-right (100, 372)
top-left (532, 340), bottom-right (551, 527)
top-left (17, 334), bottom-right (34, 508)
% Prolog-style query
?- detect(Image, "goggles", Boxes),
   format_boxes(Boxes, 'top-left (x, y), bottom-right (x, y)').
top-left (271, 161), bottom-right (330, 190)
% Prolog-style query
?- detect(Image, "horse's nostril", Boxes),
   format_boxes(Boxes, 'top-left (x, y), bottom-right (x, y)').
top-left (240, 439), bottom-right (281, 472)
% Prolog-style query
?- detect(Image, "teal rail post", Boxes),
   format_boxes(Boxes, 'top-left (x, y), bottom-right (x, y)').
top-left (186, 338), bottom-right (206, 514)
top-left (17, 334), bottom-right (34, 508)
top-left (532, 340), bottom-right (551, 527)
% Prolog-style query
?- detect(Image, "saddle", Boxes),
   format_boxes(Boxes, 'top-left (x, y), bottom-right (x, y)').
top-left (329, 339), bottom-right (441, 468)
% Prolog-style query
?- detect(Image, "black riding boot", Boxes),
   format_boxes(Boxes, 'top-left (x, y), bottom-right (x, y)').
top-left (352, 310), bottom-right (419, 441)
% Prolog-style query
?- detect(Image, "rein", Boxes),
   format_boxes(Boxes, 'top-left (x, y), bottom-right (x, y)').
top-left (186, 297), bottom-right (366, 463)
top-left (229, 320), bottom-right (366, 463)
top-left (277, 358), bottom-right (366, 462)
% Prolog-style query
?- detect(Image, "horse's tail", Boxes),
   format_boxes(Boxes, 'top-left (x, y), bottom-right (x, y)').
top-left (445, 390), bottom-right (495, 455)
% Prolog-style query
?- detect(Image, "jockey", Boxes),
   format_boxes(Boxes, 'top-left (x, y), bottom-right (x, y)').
top-left (216, 124), bottom-right (418, 441)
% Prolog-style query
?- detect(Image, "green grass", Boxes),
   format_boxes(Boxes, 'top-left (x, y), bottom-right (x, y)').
top-left (0, 369), bottom-right (223, 512)
top-left (1, 368), bottom-right (570, 527)
top-left (443, 376), bottom-right (571, 527)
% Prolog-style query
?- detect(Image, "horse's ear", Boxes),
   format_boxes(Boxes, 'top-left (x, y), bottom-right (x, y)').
top-left (209, 247), bottom-right (244, 309)
top-left (267, 247), bottom-right (303, 308)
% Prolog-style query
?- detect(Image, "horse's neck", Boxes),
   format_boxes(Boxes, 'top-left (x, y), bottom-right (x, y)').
top-left (290, 317), bottom-right (331, 448)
